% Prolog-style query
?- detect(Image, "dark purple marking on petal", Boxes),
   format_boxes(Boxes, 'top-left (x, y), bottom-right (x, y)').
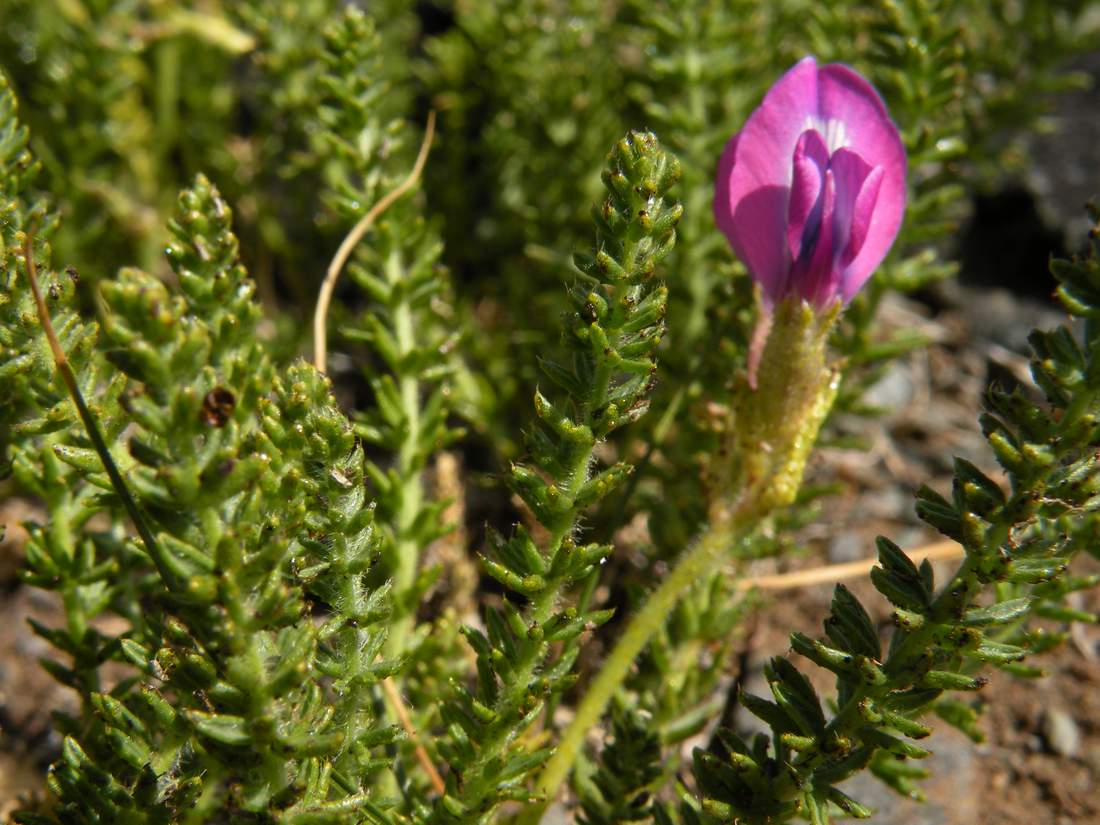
top-left (787, 130), bottom-right (829, 263)
top-left (796, 168), bottom-right (839, 307)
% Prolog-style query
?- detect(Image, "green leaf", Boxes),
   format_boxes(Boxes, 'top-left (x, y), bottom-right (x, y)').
top-left (184, 711), bottom-right (250, 747)
top-left (825, 584), bottom-right (881, 659)
top-left (765, 657), bottom-right (826, 735)
top-left (962, 598), bottom-right (1031, 626)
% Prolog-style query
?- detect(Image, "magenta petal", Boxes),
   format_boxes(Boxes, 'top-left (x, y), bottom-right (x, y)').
top-left (714, 56), bottom-right (906, 306)
top-left (840, 165), bottom-right (903, 300)
top-left (797, 168), bottom-right (839, 307)
top-left (840, 164), bottom-right (884, 267)
top-left (817, 64), bottom-right (907, 301)
top-left (717, 57), bottom-right (821, 298)
top-left (715, 131), bottom-right (790, 303)
top-left (735, 56), bottom-right (820, 192)
top-left (787, 130), bottom-right (829, 262)
top-left (826, 146), bottom-right (876, 260)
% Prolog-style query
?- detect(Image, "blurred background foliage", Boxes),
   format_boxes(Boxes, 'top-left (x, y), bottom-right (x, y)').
top-left (3, 0), bottom-right (1094, 528)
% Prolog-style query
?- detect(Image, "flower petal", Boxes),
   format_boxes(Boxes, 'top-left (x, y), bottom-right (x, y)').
top-left (840, 164), bottom-right (884, 267)
top-left (787, 129), bottom-right (829, 263)
top-left (825, 146), bottom-right (877, 258)
top-left (715, 131), bottom-right (787, 301)
top-left (736, 56), bottom-right (821, 191)
top-left (817, 64), bottom-right (906, 299)
top-left (714, 57), bottom-right (906, 306)
top-left (840, 164), bottom-right (902, 300)
top-left (796, 167), bottom-right (839, 307)
top-left (817, 64), bottom-right (902, 169)
top-left (715, 57), bottom-right (821, 296)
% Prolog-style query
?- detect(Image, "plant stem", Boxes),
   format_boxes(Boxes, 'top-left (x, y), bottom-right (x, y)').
top-left (386, 245), bottom-right (424, 659)
top-left (524, 504), bottom-right (752, 819)
top-left (22, 231), bottom-right (165, 579)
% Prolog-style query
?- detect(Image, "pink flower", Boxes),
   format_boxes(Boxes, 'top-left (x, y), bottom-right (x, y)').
top-left (714, 57), bottom-right (906, 308)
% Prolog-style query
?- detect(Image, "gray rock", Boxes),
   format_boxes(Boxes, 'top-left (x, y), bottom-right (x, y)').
top-left (1042, 707), bottom-right (1082, 758)
top-left (863, 362), bottom-right (914, 413)
top-left (864, 487), bottom-right (910, 522)
top-left (828, 531), bottom-right (866, 564)
top-left (838, 724), bottom-right (977, 825)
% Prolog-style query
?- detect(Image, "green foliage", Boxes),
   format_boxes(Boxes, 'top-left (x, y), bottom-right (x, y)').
top-left (686, 212), bottom-right (1100, 823)
top-left (307, 8), bottom-right (410, 223)
top-left (2, 68), bottom-right (137, 725)
top-left (0, 0), bottom-right (252, 279)
top-left (301, 6), bottom-right (462, 646)
top-left (3, 2), bottom-right (1100, 823)
top-left (344, 198), bottom-right (461, 631)
top-left (424, 0), bottom-right (620, 300)
top-left (576, 704), bottom-right (665, 825)
top-left (1, 68), bottom-right (61, 448)
top-left (6, 142), bottom-right (398, 819)
top-left (423, 130), bottom-right (681, 824)
top-left (306, 11), bottom-right (472, 798)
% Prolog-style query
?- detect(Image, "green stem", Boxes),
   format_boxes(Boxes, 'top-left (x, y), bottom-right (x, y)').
top-left (525, 506), bottom-right (751, 819)
top-left (386, 248), bottom-right (423, 659)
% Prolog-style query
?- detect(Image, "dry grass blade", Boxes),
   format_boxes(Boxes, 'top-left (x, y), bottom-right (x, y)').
top-left (738, 539), bottom-right (963, 592)
top-left (313, 110), bottom-right (437, 373)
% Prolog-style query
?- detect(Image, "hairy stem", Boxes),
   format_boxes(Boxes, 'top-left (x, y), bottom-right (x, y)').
top-left (525, 505), bottom-right (753, 817)
top-left (386, 244), bottom-right (425, 659)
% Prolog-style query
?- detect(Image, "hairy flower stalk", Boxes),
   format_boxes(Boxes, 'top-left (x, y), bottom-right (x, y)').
top-left (529, 57), bottom-right (906, 814)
